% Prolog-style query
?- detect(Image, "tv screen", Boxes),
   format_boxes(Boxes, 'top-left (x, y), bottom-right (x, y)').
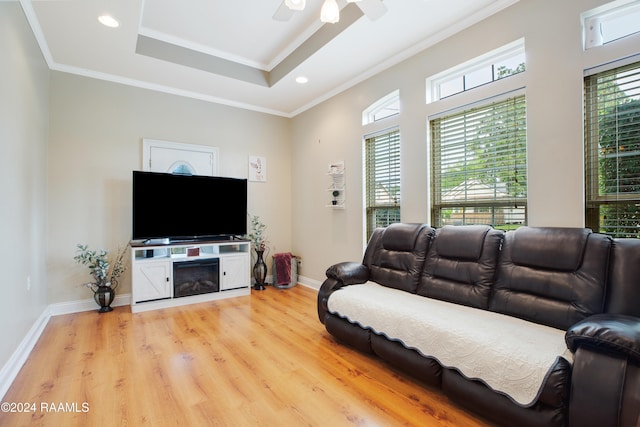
top-left (132, 171), bottom-right (247, 241)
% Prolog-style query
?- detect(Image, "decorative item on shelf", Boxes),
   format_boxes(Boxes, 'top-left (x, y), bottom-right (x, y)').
top-left (246, 215), bottom-right (269, 290)
top-left (74, 244), bottom-right (127, 313)
top-left (327, 161), bottom-right (345, 208)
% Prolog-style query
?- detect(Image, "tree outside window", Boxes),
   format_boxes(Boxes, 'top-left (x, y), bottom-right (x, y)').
top-left (431, 95), bottom-right (527, 229)
top-left (585, 61), bottom-right (640, 237)
top-left (365, 129), bottom-right (401, 239)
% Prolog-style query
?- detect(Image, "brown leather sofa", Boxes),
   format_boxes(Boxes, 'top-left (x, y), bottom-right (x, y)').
top-left (317, 224), bottom-right (640, 427)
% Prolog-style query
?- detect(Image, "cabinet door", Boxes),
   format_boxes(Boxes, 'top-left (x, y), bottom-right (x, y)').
top-left (132, 261), bottom-right (172, 302)
top-left (221, 255), bottom-right (250, 290)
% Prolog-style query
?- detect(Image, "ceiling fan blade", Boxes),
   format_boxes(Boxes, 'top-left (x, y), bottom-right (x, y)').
top-left (356, 0), bottom-right (387, 21)
top-left (273, 1), bottom-right (295, 21)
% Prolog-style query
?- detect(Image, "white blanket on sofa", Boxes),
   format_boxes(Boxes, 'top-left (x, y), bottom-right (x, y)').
top-left (327, 282), bottom-right (572, 406)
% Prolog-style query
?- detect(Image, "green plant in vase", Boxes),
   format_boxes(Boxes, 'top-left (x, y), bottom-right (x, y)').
top-left (74, 244), bottom-right (127, 312)
top-left (332, 190), bottom-right (340, 205)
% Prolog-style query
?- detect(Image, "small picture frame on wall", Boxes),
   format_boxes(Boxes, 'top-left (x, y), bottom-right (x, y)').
top-left (249, 156), bottom-right (267, 182)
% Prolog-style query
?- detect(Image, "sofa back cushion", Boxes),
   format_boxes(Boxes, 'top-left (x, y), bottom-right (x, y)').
top-left (365, 223), bottom-right (435, 293)
top-left (491, 227), bottom-right (612, 330)
top-left (606, 238), bottom-right (640, 317)
top-left (417, 225), bottom-right (504, 309)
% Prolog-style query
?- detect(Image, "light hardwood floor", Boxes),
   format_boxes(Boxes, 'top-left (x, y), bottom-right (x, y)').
top-left (1, 285), bottom-right (492, 426)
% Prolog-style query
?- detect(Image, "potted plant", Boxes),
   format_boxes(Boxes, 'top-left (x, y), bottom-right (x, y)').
top-left (332, 189), bottom-right (340, 205)
top-left (247, 215), bottom-right (269, 290)
top-left (74, 244), bottom-right (127, 313)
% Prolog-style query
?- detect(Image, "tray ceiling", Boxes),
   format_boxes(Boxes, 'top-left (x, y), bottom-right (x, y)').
top-left (22, 0), bottom-right (518, 117)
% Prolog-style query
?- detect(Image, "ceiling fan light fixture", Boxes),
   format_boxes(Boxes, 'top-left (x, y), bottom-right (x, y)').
top-left (320, 0), bottom-right (340, 23)
top-left (285, 0), bottom-right (306, 11)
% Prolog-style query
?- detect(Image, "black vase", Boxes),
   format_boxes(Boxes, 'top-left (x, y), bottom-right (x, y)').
top-left (94, 285), bottom-right (115, 313)
top-left (253, 250), bottom-right (267, 290)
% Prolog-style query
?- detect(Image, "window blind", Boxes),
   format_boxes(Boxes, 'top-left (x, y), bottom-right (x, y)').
top-left (365, 129), bottom-right (401, 238)
top-left (431, 95), bottom-right (527, 228)
top-left (585, 61), bottom-right (640, 237)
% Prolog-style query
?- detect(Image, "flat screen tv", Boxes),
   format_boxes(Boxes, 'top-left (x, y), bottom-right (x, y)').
top-left (132, 171), bottom-right (247, 242)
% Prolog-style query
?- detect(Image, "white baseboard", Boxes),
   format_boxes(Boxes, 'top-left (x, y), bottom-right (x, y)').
top-left (263, 273), bottom-right (320, 291)
top-left (297, 275), bottom-right (322, 290)
top-left (48, 293), bottom-right (131, 316)
top-left (0, 308), bottom-right (51, 400)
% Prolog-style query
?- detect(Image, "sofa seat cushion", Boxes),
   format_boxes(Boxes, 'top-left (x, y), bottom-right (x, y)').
top-left (327, 282), bottom-right (572, 406)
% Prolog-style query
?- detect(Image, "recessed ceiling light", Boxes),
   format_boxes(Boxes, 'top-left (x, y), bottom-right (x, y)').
top-left (296, 76), bottom-right (309, 84)
top-left (98, 14), bottom-right (120, 28)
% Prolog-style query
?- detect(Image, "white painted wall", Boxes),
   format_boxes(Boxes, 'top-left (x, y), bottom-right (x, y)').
top-left (290, 0), bottom-right (640, 283)
top-left (0, 2), bottom-right (49, 372)
top-left (47, 73), bottom-right (292, 303)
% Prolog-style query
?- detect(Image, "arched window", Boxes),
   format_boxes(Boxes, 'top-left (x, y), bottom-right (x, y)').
top-left (169, 162), bottom-right (195, 175)
top-left (142, 139), bottom-right (219, 176)
top-left (362, 90), bottom-right (400, 126)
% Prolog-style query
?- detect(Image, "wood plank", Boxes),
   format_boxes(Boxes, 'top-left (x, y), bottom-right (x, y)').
top-left (0, 286), bottom-right (492, 426)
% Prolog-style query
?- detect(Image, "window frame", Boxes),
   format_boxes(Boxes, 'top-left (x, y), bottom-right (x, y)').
top-left (584, 58), bottom-right (640, 237)
top-left (362, 90), bottom-right (400, 126)
top-left (582, 0), bottom-right (640, 50)
top-left (426, 39), bottom-right (526, 104)
top-left (430, 93), bottom-right (528, 229)
top-left (364, 128), bottom-right (401, 239)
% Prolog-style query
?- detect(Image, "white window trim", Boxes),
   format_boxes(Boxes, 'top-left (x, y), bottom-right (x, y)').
top-left (584, 52), bottom-right (640, 77)
top-left (428, 87), bottom-right (526, 122)
top-left (582, 0), bottom-right (640, 50)
top-left (426, 38), bottom-right (525, 104)
top-left (362, 90), bottom-right (400, 126)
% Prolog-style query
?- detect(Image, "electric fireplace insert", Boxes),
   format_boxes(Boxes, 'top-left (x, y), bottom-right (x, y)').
top-left (173, 258), bottom-right (219, 298)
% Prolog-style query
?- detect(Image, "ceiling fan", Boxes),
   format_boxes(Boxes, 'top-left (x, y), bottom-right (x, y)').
top-left (273, 0), bottom-right (387, 23)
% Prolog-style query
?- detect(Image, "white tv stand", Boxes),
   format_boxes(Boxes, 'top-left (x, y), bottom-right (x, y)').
top-left (129, 238), bottom-right (251, 313)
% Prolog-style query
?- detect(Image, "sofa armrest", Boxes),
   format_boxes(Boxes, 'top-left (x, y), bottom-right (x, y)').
top-left (565, 313), bottom-right (640, 362)
top-left (566, 314), bottom-right (640, 427)
top-left (317, 278), bottom-right (339, 324)
top-left (325, 262), bottom-right (370, 285)
top-left (317, 263), bottom-right (370, 324)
